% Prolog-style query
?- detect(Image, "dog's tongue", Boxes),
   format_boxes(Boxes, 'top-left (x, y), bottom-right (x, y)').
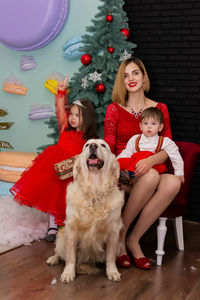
top-left (88, 158), bottom-right (98, 164)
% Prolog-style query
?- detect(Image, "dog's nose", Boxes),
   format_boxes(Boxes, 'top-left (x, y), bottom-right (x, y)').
top-left (89, 143), bottom-right (98, 152)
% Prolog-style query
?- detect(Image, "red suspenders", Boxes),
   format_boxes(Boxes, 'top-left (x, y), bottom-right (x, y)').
top-left (135, 135), bottom-right (164, 153)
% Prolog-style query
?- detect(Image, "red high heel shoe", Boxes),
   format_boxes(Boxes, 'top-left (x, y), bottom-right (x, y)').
top-left (116, 255), bottom-right (131, 268)
top-left (133, 256), bottom-right (152, 270)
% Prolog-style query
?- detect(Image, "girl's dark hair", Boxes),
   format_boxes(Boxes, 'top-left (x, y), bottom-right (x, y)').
top-left (66, 99), bottom-right (98, 140)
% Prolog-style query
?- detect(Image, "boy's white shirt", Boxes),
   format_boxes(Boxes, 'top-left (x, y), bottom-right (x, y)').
top-left (117, 133), bottom-right (184, 176)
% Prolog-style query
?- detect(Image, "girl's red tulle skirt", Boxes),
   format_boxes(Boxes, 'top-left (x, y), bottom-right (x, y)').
top-left (10, 130), bottom-right (86, 225)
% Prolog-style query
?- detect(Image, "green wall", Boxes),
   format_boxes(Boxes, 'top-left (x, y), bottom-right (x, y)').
top-left (0, 0), bottom-right (99, 152)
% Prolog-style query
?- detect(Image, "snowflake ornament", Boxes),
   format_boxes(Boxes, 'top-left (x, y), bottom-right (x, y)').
top-left (119, 50), bottom-right (132, 61)
top-left (89, 71), bottom-right (102, 83)
top-left (81, 76), bottom-right (89, 89)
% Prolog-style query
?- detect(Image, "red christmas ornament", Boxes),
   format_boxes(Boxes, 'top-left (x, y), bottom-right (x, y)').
top-left (108, 46), bottom-right (114, 54)
top-left (80, 54), bottom-right (92, 65)
top-left (106, 14), bottom-right (113, 22)
top-left (96, 83), bottom-right (106, 93)
top-left (120, 28), bottom-right (131, 39)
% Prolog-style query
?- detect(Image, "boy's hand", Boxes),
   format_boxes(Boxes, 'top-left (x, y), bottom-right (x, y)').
top-left (58, 75), bottom-right (68, 91)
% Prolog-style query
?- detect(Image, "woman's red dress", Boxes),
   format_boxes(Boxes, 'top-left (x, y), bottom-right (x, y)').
top-left (104, 102), bottom-right (172, 155)
top-left (10, 130), bottom-right (86, 225)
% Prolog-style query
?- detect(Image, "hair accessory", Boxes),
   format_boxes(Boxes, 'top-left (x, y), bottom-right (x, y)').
top-left (73, 99), bottom-right (86, 108)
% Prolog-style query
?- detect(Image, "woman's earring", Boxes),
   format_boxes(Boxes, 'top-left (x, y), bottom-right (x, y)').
top-left (142, 82), bottom-right (145, 91)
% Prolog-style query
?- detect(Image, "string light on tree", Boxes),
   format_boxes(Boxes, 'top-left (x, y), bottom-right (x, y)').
top-left (80, 54), bottom-right (92, 65)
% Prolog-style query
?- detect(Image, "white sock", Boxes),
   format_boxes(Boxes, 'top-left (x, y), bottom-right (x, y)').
top-left (48, 215), bottom-right (58, 234)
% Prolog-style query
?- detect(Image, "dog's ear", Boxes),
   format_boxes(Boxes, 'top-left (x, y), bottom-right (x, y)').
top-left (73, 155), bottom-right (81, 180)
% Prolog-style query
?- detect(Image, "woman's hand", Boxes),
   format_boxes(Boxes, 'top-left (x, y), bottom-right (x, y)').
top-left (58, 75), bottom-right (68, 91)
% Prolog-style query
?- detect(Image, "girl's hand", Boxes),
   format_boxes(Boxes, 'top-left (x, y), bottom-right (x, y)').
top-left (58, 75), bottom-right (68, 91)
top-left (134, 158), bottom-right (153, 177)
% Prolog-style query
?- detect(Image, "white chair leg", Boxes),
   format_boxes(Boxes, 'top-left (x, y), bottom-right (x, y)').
top-left (155, 217), bottom-right (167, 266)
top-left (173, 216), bottom-right (184, 251)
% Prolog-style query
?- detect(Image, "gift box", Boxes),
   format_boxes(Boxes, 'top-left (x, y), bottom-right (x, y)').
top-left (54, 156), bottom-right (78, 180)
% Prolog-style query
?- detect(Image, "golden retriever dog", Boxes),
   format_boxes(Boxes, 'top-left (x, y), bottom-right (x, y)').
top-left (46, 139), bottom-right (124, 283)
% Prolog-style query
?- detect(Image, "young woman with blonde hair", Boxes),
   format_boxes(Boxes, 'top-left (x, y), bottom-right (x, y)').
top-left (104, 57), bottom-right (181, 269)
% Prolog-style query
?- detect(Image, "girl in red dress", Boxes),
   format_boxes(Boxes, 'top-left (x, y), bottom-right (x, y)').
top-left (104, 57), bottom-right (182, 269)
top-left (10, 76), bottom-right (98, 241)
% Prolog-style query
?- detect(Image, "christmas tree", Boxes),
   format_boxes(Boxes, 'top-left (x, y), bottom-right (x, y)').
top-left (38, 0), bottom-right (136, 151)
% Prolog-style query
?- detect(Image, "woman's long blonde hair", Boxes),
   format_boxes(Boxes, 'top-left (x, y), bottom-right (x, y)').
top-left (112, 57), bottom-right (150, 105)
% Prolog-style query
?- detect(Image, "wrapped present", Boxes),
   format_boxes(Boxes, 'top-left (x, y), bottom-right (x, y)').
top-left (54, 155), bottom-right (78, 180)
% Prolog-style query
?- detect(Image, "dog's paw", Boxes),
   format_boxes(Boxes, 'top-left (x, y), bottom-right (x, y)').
top-left (107, 270), bottom-right (121, 282)
top-left (46, 255), bottom-right (59, 266)
top-left (60, 271), bottom-right (75, 283)
top-left (106, 264), bottom-right (121, 281)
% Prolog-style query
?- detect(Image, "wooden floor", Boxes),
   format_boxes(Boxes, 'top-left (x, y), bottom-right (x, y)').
top-left (1, 220), bottom-right (200, 300)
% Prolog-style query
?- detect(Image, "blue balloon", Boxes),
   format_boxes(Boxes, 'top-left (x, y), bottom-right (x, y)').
top-left (62, 35), bottom-right (85, 61)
